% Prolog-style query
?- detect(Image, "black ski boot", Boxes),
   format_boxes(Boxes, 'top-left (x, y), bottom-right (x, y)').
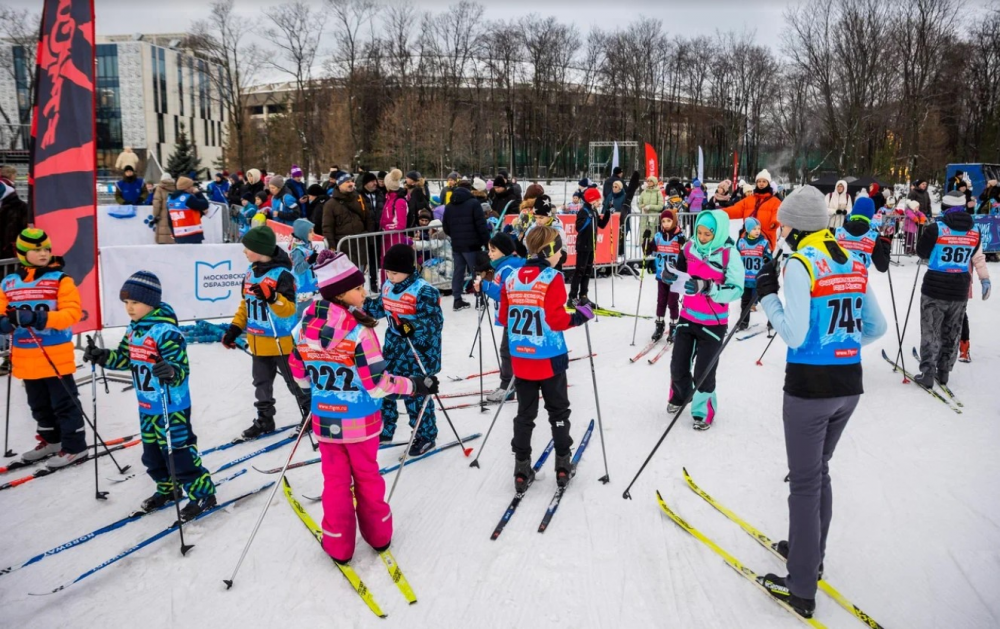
top-left (140, 492), bottom-right (173, 513)
top-left (736, 321), bottom-right (749, 332)
top-left (408, 436), bottom-right (435, 458)
top-left (514, 457), bottom-right (535, 493)
top-left (668, 320), bottom-right (678, 343)
top-left (555, 452), bottom-right (575, 488)
top-left (774, 540), bottom-right (823, 580)
top-left (913, 370), bottom-right (935, 389)
top-left (936, 370), bottom-right (949, 386)
top-left (578, 295), bottom-right (599, 310)
top-left (755, 573), bottom-right (816, 619)
top-left (179, 494), bottom-right (218, 522)
top-left (241, 416), bottom-right (275, 441)
top-left (652, 319), bottom-right (665, 342)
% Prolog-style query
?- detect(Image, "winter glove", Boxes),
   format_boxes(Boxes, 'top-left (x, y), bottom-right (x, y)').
top-left (249, 283), bottom-right (277, 303)
top-left (755, 260), bottom-right (780, 299)
top-left (5, 306), bottom-right (47, 330)
top-left (82, 336), bottom-right (110, 366)
top-left (659, 267), bottom-right (679, 284)
top-left (574, 304), bottom-right (595, 322)
top-left (645, 258), bottom-right (656, 274)
top-left (151, 358), bottom-right (176, 383)
top-left (0, 316), bottom-right (11, 335)
top-left (878, 236), bottom-right (892, 258)
top-left (684, 278), bottom-right (713, 296)
top-left (398, 319), bottom-right (417, 338)
top-left (411, 375), bottom-right (440, 397)
top-left (983, 279), bottom-right (991, 301)
top-left (642, 228), bottom-right (652, 241)
top-left (222, 324), bottom-right (243, 349)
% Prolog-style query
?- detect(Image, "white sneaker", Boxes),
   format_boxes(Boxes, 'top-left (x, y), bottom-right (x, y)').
top-left (22, 438), bottom-right (62, 462)
top-left (486, 388), bottom-right (513, 403)
top-left (45, 450), bottom-right (88, 470)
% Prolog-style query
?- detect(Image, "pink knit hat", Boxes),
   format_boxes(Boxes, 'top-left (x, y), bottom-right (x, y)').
top-left (314, 250), bottom-right (365, 301)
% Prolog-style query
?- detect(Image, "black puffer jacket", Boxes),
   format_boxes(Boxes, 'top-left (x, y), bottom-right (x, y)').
top-left (917, 210), bottom-right (979, 302)
top-left (442, 187), bottom-right (489, 253)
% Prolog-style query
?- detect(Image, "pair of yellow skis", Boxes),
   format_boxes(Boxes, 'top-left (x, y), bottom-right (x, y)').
top-left (658, 469), bottom-right (885, 628)
top-left (282, 478), bottom-right (416, 618)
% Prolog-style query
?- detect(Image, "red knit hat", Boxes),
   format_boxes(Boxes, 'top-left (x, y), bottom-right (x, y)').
top-left (583, 188), bottom-right (601, 204)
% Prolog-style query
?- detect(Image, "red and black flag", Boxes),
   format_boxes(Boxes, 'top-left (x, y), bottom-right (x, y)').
top-left (29, 0), bottom-right (101, 332)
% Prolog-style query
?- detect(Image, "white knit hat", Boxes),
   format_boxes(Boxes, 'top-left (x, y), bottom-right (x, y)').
top-left (755, 169), bottom-right (772, 184)
top-left (906, 200), bottom-right (920, 211)
top-left (473, 177), bottom-right (487, 192)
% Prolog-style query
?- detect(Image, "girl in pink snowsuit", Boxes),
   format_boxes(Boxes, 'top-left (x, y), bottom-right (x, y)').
top-left (903, 200), bottom-right (927, 254)
top-left (288, 250), bottom-right (435, 563)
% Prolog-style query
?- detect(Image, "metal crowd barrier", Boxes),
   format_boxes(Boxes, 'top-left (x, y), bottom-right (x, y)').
top-left (226, 203), bottom-right (244, 243)
top-left (611, 211), bottom-right (698, 270)
top-left (336, 225), bottom-right (454, 294)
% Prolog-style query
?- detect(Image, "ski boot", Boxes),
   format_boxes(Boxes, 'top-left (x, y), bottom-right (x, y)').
top-left (767, 323), bottom-right (775, 339)
top-left (651, 319), bottom-right (665, 342)
top-left (774, 540), bottom-right (823, 580)
top-left (241, 416), bottom-right (275, 441)
top-left (21, 436), bottom-right (61, 462)
top-left (959, 340), bottom-right (971, 363)
top-left (936, 370), bottom-right (949, 386)
top-left (408, 436), bottom-right (435, 458)
top-left (554, 451), bottom-right (575, 487)
top-left (487, 387), bottom-right (515, 403)
top-left (45, 450), bottom-right (87, 469)
top-left (140, 491), bottom-right (173, 513)
top-left (692, 417), bottom-right (711, 431)
top-left (913, 370), bottom-right (935, 389)
top-left (667, 401), bottom-right (683, 415)
top-left (453, 299), bottom-right (471, 311)
top-left (180, 494), bottom-right (218, 522)
top-left (756, 574), bottom-right (816, 619)
top-left (668, 320), bottom-right (678, 343)
top-left (514, 457), bottom-right (535, 493)
top-left (577, 295), bottom-right (599, 310)
top-left (736, 321), bottom-right (749, 332)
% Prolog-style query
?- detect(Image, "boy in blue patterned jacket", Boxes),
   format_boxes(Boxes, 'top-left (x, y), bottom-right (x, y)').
top-left (83, 271), bottom-right (216, 519)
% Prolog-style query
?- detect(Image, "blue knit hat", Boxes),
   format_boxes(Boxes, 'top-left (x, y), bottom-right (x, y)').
top-left (850, 197), bottom-right (875, 222)
top-left (120, 270), bottom-right (162, 307)
top-left (292, 218), bottom-right (314, 242)
top-left (744, 217), bottom-right (761, 233)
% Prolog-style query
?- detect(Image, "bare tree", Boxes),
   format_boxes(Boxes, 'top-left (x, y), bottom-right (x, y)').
top-left (326, 0), bottom-right (377, 161)
top-left (0, 6), bottom-right (40, 148)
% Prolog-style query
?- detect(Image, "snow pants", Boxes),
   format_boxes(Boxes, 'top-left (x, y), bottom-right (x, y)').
top-left (669, 321), bottom-right (726, 425)
top-left (141, 409), bottom-right (215, 500)
top-left (380, 394), bottom-right (437, 442)
top-left (656, 281), bottom-right (679, 320)
top-left (918, 295), bottom-right (966, 378)
top-left (251, 354), bottom-right (310, 422)
top-left (511, 372), bottom-right (573, 459)
top-left (24, 376), bottom-right (86, 455)
top-left (782, 393), bottom-right (859, 600)
top-left (569, 249), bottom-right (594, 300)
top-left (498, 326), bottom-right (513, 389)
top-left (319, 437), bottom-right (392, 563)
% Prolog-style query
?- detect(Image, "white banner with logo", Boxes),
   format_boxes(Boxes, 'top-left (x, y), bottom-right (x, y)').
top-left (100, 244), bottom-right (247, 328)
top-left (97, 202), bottom-right (227, 247)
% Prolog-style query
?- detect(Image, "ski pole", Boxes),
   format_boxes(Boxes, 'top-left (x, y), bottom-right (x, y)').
top-left (401, 334), bottom-right (472, 457)
top-left (755, 334), bottom-right (777, 366)
top-left (157, 382), bottom-right (193, 555)
top-left (223, 410), bottom-right (313, 589)
top-left (477, 293), bottom-right (485, 412)
top-left (468, 377), bottom-right (518, 469)
top-left (3, 333), bottom-right (14, 458)
top-left (622, 297), bottom-right (754, 499)
top-left (266, 306), bottom-right (317, 452)
top-left (90, 353), bottom-right (107, 500)
top-left (24, 328), bottom-right (130, 474)
top-left (483, 298), bottom-right (501, 369)
top-left (583, 321), bottom-right (610, 484)
top-left (386, 395), bottom-right (432, 503)
top-left (630, 256), bottom-right (647, 346)
top-left (467, 297), bottom-right (486, 358)
top-left (892, 260), bottom-right (922, 376)
top-left (883, 232), bottom-right (908, 381)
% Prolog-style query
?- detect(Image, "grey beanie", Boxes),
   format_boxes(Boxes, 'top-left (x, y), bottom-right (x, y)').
top-left (942, 190), bottom-right (966, 207)
top-left (777, 186), bottom-right (829, 232)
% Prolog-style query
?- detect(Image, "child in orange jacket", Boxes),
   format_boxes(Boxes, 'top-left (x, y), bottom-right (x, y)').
top-left (0, 228), bottom-right (86, 469)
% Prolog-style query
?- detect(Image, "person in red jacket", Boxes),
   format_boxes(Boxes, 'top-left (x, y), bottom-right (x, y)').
top-left (499, 226), bottom-right (594, 493)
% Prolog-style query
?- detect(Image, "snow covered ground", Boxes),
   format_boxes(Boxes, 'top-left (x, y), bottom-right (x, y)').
top-left (0, 254), bottom-right (997, 629)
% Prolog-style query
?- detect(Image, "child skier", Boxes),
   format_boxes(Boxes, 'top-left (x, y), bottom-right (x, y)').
top-left (0, 229), bottom-right (86, 468)
top-left (644, 208), bottom-right (685, 342)
top-left (288, 250), bottom-right (437, 564)
top-left (500, 226), bottom-right (594, 492)
top-left (735, 217), bottom-right (773, 331)
top-left (834, 196), bottom-right (891, 273)
top-left (568, 187), bottom-right (611, 307)
top-left (362, 244), bottom-right (444, 456)
top-left (83, 271), bottom-right (216, 518)
top-left (476, 233), bottom-right (525, 402)
top-left (222, 226), bottom-right (311, 439)
top-left (660, 210), bottom-right (745, 430)
top-left (289, 218), bottom-right (318, 319)
top-left (914, 190), bottom-right (983, 388)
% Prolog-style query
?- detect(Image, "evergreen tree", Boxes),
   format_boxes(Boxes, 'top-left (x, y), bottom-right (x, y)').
top-left (166, 123), bottom-right (201, 179)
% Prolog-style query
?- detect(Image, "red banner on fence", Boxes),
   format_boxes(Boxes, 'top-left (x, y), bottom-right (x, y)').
top-left (29, 0), bottom-right (100, 332)
top-left (503, 214), bottom-right (620, 268)
top-left (265, 219), bottom-right (325, 247)
top-left (645, 143), bottom-right (658, 180)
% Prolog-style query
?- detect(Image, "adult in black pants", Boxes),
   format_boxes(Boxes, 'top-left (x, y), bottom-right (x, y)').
top-left (568, 187), bottom-right (611, 307)
top-left (443, 186), bottom-right (490, 310)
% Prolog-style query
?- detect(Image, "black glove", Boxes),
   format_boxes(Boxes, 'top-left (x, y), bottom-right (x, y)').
top-left (398, 320), bottom-right (416, 338)
top-left (249, 283), bottom-right (277, 303)
top-left (152, 358), bottom-right (176, 383)
top-left (82, 336), bottom-right (110, 366)
top-left (642, 228), bottom-right (652, 241)
top-left (878, 236), bottom-right (892, 258)
top-left (222, 324), bottom-right (243, 349)
top-left (6, 307), bottom-right (47, 330)
top-left (755, 260), bottom-right (780, 299)
top-left (659, 268), bottom-right (679, 284)
top-left (411, 375), bottom-right (440, 397)
top-left (0, 315), bottom-right (11, 335)
top-left (645, 259), bottom-right (656, 274)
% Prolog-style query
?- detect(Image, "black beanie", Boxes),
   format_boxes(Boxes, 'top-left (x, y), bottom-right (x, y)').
top-left (307, 183), bottom-right (324, 196)
top-left (489, 233), bottom-right (515, 256)
top-left (382, 244), bottom-right (416, 274)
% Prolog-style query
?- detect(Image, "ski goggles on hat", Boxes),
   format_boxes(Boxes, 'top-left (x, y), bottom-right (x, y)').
top-left (538, 234), bottom-right (563, 259)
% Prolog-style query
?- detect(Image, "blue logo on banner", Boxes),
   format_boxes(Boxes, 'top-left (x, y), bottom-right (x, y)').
top-left (195, 260), bottom-right (243, 302)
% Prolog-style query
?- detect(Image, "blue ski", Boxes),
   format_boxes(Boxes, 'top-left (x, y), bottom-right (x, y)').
top-left (201, 424), bottom-right (298, 456)
top-left (537, 420), bottom-right (594, 533)
top-left (491, 440), bottom-right (554, 540)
